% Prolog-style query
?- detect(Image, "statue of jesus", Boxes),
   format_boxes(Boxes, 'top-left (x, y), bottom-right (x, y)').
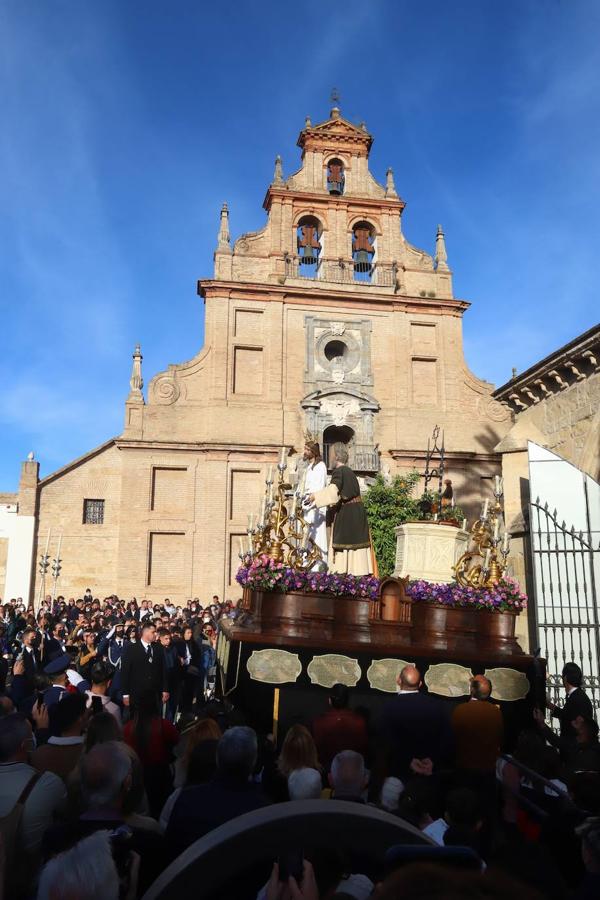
top-left (308, 442), bottom-right (374, 576)
top-left (302, 441), bottom-right (328, 565)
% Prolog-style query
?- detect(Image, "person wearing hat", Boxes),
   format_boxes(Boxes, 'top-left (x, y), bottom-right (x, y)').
top-left (97, 620), bottom-right (129, 701)
top-left (42, 653), bottom-right (90, 708)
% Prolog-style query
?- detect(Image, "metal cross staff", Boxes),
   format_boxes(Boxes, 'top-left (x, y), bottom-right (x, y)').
top-left (422, 425), bottom-right (446, 515)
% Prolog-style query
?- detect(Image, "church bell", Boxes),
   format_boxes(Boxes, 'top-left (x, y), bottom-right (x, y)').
top-left (353, 250), bottom-right (372, 273)
top-left (298, 224), bottom-right (321, 265)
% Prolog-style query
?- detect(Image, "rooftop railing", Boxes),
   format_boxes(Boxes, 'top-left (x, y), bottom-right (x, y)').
top-left (285, 255), bottom-right (397, 288)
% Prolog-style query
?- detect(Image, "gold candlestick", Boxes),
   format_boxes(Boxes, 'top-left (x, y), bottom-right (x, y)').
top-left (454, 494), bottom-right (508, 589)
top-left (247, 465), bottom-right (323, 571)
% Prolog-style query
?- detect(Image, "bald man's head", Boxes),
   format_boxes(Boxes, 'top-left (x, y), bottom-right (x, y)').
top-left (471, 675), bottom-right (492, 700)
top-left (398, 665), bottom-right (421, 691)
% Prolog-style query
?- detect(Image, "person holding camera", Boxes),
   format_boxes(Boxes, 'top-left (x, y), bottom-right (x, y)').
top-left (85, 661), bottom-right (122, 724)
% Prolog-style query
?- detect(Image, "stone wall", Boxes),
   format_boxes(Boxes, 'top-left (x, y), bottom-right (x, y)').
top-left (16, 109), bottom-right (513, 603)
top-left (33, 443), bottom-right (122, 602)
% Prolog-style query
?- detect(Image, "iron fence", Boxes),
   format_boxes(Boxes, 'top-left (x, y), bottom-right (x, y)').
top-left (530, 496), bottom-right (600, 717)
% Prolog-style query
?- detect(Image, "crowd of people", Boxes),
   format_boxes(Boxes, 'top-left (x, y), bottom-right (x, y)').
top-left (0, 591), bottom-right (598, 899)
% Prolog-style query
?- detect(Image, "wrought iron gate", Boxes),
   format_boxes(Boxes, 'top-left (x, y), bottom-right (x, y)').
top-left (530, 493), bottom-right (600, 714)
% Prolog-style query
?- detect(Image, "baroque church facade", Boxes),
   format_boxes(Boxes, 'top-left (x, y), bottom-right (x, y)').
top-left (1, 108), bottom-right (513, 604)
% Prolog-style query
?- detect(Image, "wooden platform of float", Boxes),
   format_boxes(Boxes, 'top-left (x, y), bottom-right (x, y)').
top-left (217, 585), bottom-right (543, 749)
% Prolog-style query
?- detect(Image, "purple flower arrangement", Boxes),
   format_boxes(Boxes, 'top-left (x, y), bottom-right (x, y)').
top-left (236, 555), bottom-right (380, 600)
top-left (236, 558), bottom-right (527, 613)
top-left (406, 576), bottom-right (527, 613)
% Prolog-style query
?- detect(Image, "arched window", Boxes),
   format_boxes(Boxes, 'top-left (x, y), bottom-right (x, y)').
top-left (352, 221), bottom-right (375, 281)
top-left (327, 158), bottom-right (344, 195)
top-left (296, 216), bottom-right (322, 276)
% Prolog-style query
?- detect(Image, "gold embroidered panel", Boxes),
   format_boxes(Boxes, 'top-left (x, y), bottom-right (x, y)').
top-left (246, 649), bottom-right (302, 685)
top-left (424, 663), bottom-right (472, 698)
top-left (307, 654), bottom-right (361, 688)
top-left (367, 658), bottom-right (414, 693)
top-left (484, 667), bottom-right (530, 702)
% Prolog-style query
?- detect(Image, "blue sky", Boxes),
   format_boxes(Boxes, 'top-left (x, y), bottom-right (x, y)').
top-left (1, 0), bottom-right (599, 491)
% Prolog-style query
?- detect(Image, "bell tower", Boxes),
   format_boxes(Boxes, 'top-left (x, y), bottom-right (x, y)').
top-left (209, 104), bottom-right (453, 299)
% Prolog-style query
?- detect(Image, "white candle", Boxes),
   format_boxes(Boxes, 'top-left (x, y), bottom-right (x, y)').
top-left (502, 532), bottom-right (510, 553)
top-left (43, 530), bottom-right (51, 559)
top-left (268, 482), bottom-right (274, 504)
top-left (266, 465), bottom-right (273, 483)
top-left (247, 513), bottom-right (255, 532)
top-left (482, 499), bottom-right (489, 519)
top-left (493, 519), bottom-right (500, 542)
top-left (247, 532), bottom-right (253, 555)
top-left (279, 446), bottom-right (287, 467)
top-left (461, 518), bottom-right (467, 532)
top-left (483, 548), bottom-right (491, 569)
top-left (494, 475), bottom-right (501, 495)
top-left (239, 536), bottom-right (245, 557)
top-left (259, 497), bottom-right (266, 525)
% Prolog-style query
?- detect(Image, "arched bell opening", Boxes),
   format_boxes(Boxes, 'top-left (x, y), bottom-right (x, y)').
top-left (352, 221), bottom-right (375, 282)
top-left (323, 424), bottom-right (355, 470)
top-left (296, 216), bottom-right (322, 277)
top-left (327, 158), bottom-right (345, 195)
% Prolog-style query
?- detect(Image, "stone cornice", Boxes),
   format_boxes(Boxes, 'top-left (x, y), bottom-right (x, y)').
top-left (115, 440), bottom-right (291, 456)
top-left (493, 322), bottom-right (600, 413)
top-left (198, 279), bottom-right (469, 317)
top-left (389, 448), bottom-right (501, 464)
top-left (263, 187), bottom-right (405, 214)
top-left (297, 115), bottom-right (373, 155)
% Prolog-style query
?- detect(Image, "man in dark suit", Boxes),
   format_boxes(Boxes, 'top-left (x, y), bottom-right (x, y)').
top-left (547, 662), bottom-right (594, 740)
top-left (378, 664), bottom-right (454, 781)
top-left (21, 627), bottom-right (42, 693)
top-left (42, 622), bottom-right (67, 662)
top-left (121, 622), bottom-right (168, 711)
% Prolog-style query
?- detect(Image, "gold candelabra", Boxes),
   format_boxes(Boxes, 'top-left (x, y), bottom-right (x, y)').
top-left (453, 476), bottom-right (511, 588)
top-left (238, 448), bottom-right (323, 571)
